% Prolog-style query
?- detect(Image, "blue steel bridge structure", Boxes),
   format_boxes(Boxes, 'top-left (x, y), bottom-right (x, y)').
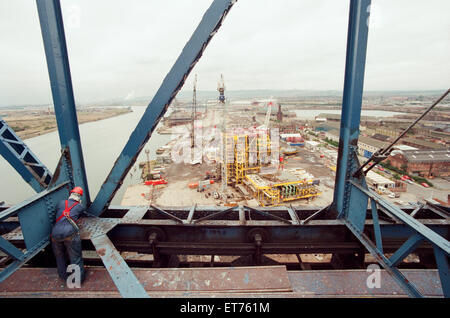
top-left (0, 0), bottom-right (448, 298)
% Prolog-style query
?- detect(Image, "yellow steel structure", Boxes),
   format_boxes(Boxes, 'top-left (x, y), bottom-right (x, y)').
top-left (222, 130), bottom-right (320, 206)
top-left (245, 174), bottom-right (321, 207)
top-left (223, 131), bottom-right (270, 185)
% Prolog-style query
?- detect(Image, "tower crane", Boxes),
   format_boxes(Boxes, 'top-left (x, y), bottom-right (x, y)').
top-left (218, 74), bottom-right (225, 103)
top-left (264, 100), bottom-right (273, 128)
top-left (191, 74), bottom-right (197, 148)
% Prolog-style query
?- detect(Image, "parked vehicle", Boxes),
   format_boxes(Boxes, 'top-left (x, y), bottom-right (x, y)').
top-left (421, 182), bottom-right (430, 188)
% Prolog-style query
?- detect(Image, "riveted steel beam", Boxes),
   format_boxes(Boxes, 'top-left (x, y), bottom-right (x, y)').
top-left (350, 181), bottom-right (450, 255)
top-left (0, 117), bottom-right (52, 192)
top-left (332, 0), bottom-right (371, 217)
top-left (0, 182), bottom-right (69, 252)
top-left (36, 0), bottom-right (90, 206)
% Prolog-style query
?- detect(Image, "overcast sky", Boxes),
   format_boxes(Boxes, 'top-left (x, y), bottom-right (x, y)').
top-left (0, 0), bottom-right (449, 106)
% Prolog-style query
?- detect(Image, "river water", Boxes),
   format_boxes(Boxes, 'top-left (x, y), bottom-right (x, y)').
top-left (0, 106), bottom-right (171, 206)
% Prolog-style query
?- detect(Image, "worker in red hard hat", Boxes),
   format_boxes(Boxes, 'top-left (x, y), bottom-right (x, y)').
top-left (50, 186), bottom-right (87, 284)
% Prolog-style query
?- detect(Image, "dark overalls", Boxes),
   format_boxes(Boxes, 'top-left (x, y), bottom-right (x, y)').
top-left (51, 199), bottom-right (86, 282)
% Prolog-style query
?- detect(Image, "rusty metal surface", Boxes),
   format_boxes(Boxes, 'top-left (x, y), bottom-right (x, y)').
top-left (136, 266), bottom-right (291, 293)
top-left (78, 216), bottom-right (119, 240)
top-left (0, 267), bottom-right (443, 298)
top-left (287, 269), bottom-right (443, 297)
top-left (121, 206), bottom-right (148, 224)
top-left (0, 266), bottom-right (291, 296)
top-left (90, 234), bottom-right (149, 298)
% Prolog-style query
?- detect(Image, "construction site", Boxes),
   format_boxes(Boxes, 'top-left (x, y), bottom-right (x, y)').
top-left (123, 77), bottom-right (325, 209)
top-left (0, 0), bottom-right (449, 300)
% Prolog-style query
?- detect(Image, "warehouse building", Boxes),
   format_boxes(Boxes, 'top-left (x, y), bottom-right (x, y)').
top-left (388, 149), bottom-right (450, 178)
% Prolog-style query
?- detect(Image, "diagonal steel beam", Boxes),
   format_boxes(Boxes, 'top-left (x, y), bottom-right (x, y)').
top-left (36, 0), bottom-right (91, 206)
top-left (186, 204), bottom-right (197, 224)
top-left (286, 205), bottom-right (300, 225)
top-left (193, 206), bottom-right (237, 224)
top-left (89, 0), bottom-right (237, 216)
top-left (245, 206), bottom-right (292, 225)
top-left (344, 219), bottom-right (423, 297)
top-left (370, 199), bottom-right (383, 253)
top-left (388, 233), bottom-right (424, 267)
top-left (150, 205), bottom-right (184, 224)
top-left (0, 236), bottom-right (24, 261)
top-left (300, 205), bottom-right (329, 225)
top-left (350, 180), bottom-right (450, 255)
top-left (0, 238), bottom-right (49, 283)
top-left (91, 234), bottom-right (149, 298)
top-left (0, 117), bottom-right (52, 192)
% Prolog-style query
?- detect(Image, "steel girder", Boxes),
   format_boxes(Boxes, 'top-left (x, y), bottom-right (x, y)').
top-left (3, 204), bottom-right (448, 250)
top-left (3, 205), bottom-right (448, 265)
top-left (0, 118), bottom-right (52, 192)
top-left (332, 0), bottom-right (371, 218)
top-left (36, 0), bottom-right (91, 206)
top-left (331, 0), bottom-right (450, 297)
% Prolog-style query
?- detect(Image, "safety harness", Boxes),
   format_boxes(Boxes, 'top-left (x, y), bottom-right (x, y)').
top-left (55, 200), bottom-right (80, 232)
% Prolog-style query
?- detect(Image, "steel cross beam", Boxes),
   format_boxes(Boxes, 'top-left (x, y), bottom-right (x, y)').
top-left (89, 0), bottom-right (236, 216)
top-left (78, 216), bottom-right (149, 297)
top-left (349, 182), bottom-right (450, 297)
top-left (36, 0), bottom-right (90, 206)
top-left (328, 0), bottom-right (450, 298)
top-left (0, 117), bottom-right (52, 192)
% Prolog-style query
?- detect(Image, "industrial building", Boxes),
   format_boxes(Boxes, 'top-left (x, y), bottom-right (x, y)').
top-left (401, 137), bottom-right (446, 150)
top-left (320, 128), bottom-right (389, 159)
top-left (388, 149), bottom-right (450, 178)
top-left (358, 135), bottom-right (389, 158)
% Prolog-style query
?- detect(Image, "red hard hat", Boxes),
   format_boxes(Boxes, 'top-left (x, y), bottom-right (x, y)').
top-left (70, 186), bottom-right (83, 196)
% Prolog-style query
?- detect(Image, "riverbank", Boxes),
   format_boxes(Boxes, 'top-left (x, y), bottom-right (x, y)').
top-left (1, 107), bottom-right (132, 140)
